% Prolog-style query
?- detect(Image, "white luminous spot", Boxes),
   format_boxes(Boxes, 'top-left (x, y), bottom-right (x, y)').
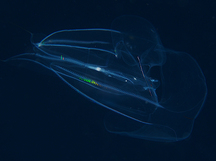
top-left (96, 67), bottom-right (101, 71)
top-left (133, 77), bottom-right (137, 80)
top-left (150, 79), bottom-right (158, 82)
top-left (38, 43), bottom-right (42, 47)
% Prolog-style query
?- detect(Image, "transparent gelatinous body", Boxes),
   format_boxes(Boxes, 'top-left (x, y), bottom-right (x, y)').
top-left (5, 15), bottom-right (207, 142)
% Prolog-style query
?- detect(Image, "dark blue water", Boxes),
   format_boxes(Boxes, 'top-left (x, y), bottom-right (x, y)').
top-left (0, 0), bottom-right (215, 160)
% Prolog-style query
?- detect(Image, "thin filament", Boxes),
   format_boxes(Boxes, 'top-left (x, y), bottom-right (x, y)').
top-left (137, 56), bottom-right (152, 96)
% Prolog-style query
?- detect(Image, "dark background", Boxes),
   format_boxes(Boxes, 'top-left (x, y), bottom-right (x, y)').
top-left (0, 0), bottom-right (215, 160)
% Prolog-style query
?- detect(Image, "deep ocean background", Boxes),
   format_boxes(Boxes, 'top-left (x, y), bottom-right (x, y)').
top-left (0, 0), bottom-right (215, 161)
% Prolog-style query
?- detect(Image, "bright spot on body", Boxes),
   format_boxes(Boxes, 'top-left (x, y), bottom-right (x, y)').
top-left (96, 67), bottom-right (101, 71)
